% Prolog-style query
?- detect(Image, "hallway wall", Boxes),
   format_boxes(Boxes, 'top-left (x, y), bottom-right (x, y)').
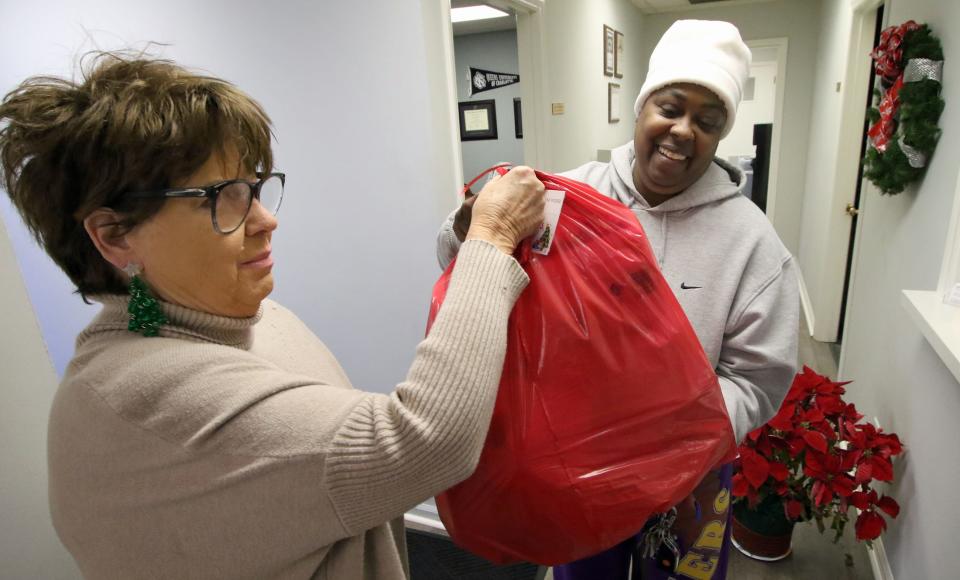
top-left (641, 0), bottom-right (824, 258)
top-left (541, 0), bottom-right (647, 172)
top-left (0, 1), bottom-right (462, 576)
top-left (839, 1), bottom-right (960, 577)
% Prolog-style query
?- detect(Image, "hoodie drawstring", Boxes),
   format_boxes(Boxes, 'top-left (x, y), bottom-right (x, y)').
top-left (659, 213), bottom-right (667, 268)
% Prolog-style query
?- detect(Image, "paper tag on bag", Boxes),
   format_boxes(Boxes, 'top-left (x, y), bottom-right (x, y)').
top-left (531, 190), bottom-right (565, 255)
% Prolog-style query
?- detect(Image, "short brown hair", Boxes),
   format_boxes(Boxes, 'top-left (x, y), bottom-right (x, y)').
top-left (0, 52), bottom-right (274, 298)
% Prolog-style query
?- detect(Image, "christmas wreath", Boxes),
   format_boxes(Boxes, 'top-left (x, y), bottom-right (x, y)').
top-left (863, 21), bottom-right (944, 195)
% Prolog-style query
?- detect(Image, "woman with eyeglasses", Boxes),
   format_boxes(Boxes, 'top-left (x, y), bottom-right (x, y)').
top-left (0, 54), bottom-right (544, 579)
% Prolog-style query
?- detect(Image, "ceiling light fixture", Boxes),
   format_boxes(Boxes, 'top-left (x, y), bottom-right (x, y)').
top-left (450, 5), bottom-right (509, 23)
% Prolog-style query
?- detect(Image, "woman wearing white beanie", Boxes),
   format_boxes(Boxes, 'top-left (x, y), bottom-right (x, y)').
top-left (437, 19), bottom-right (798, 580)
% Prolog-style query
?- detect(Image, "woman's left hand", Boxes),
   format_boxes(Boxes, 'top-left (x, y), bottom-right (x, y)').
top-left (452, 191), bottom-right (477, 242)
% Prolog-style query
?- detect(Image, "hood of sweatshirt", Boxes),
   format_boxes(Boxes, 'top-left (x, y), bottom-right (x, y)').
top-left (608, 141), bottom-right (745, 213)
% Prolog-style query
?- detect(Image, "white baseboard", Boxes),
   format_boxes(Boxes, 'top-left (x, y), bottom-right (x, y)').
top-left (868, 536), bottom-right (895, 580)
top-left (796, 265), bottom-right (816, 336)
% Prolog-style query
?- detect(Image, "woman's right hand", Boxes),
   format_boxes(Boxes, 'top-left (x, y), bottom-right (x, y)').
top-left (465, 166), bottom-right (546, 255)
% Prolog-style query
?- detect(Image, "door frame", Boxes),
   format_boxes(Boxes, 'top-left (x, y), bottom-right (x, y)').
top-left (743, 37), bottom-right (788, 223)
top-left (506, 0), bottom-right (549, 171)
top-left (812, 0), bottom-right (883, 343)
top-left (436, 0), bottom-right (548, 203)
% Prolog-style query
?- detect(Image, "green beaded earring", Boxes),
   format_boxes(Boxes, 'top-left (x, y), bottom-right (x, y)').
top-left (124, 263), bottom-right (167, 337)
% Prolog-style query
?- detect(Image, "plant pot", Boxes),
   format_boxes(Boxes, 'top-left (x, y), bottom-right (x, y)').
top-left (731, 495), bottom-right (796, 561)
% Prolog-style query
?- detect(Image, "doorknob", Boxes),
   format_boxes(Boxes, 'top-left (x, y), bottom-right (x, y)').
top-left (846, 203), bottom-right (860, 217)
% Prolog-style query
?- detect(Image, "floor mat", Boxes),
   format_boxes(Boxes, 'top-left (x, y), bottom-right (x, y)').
top-left (407, 529), bottom-right (545, 580)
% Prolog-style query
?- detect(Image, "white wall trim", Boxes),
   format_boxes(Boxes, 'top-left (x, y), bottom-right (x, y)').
top-left (494, 0), bottom-right (543, 12)
top-left (810, 2), bottom-right (880, 343)
top-left (442, 0), bottom-right (548, 200)
top-left (797, 261), bottom-right (816, 336)
top-left (935, 166), bottom-right (960, 298)
top-left (868, 536), bottom-right (895, 580)
top-left (477, 0), bottom-right (548, 170)
top-left (510, 0), bottom-right (550, 170)
top-left (838, 180), bottom-right (874, 378)
top-left (902, 290), bottom-right (960, 385)
top-left (849, 0), bottom-right (883, 12)
top-left (404, 513), bottom-right (448, 536)
top-left (430, 0), bottom-right (468, 204)
top-left (745, 37), bottom-right (788, 224)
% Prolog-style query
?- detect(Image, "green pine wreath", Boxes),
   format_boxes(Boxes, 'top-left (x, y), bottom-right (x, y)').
top-left (863, 23), bottom-right (945, 195)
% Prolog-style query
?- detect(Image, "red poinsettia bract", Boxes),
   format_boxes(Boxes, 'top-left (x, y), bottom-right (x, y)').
top-left (732, 366), bottom-right (905, 544)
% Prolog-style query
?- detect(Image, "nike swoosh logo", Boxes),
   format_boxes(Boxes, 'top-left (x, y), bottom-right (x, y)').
top-left (680, 283), bottom-right (702, 290)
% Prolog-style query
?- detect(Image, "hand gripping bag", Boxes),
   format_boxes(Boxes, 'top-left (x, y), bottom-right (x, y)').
top-left (426, 167), bottom-right (736, 565)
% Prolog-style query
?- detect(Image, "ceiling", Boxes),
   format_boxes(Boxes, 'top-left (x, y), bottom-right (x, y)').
top-left (631, 0), bottom-right (776, 14)
top-left (451, 1), bottom-right (517, 37)
top-left (448, 0), bottom-right (780, 37)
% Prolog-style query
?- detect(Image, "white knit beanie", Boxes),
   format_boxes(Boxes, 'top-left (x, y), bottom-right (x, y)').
top-left (634, 20), bottom-right (751, 138)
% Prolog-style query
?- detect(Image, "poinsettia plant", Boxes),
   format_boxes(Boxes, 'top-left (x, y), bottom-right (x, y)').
top-left (732, 366), bottom-right (904, 545)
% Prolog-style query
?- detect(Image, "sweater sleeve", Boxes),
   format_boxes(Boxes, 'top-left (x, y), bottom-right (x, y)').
top-left (323, 239), bottom-right (527, 534)
top-left (436, 207), bottom-right (462, 271)
top-left (51, 240), bottom-right (527, 568)
top-left (715, 256), bottom-right (799, 443)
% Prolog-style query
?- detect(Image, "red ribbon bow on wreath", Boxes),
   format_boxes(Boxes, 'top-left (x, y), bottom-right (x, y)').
top-left (870, 20), bottom-right (920, 81)
top-left (867, 20), bottom-right (920, 152)
top-left (867, 77), bottom-right (903, 152)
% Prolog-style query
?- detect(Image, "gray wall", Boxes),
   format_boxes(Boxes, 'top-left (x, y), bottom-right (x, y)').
top-left (0, 1), bottom-right (461, 576)
top-left (642, 0), bottom-right (824, 258)
top-left (839, 1), bottom-right (960, 577)
top-left (454, 30), bottom-right (524, 183)
top-left (0, 0), bottom-right (457, 386)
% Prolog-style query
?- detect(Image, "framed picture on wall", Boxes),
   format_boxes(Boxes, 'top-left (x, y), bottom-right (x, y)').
top-left (513, 98), bottom-right (522, 139)
top-left (614, 31), bottom-right (624, 78)
top-left (458, 100), bottom-right (498, 141)
top-left (603, 25), bottom-right (615, 76)
top-left (608, 83), bottom-right (621, 123)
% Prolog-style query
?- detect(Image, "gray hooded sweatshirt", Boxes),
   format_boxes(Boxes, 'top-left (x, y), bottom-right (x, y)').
top-left (436, 142), bottom-right (799, 443)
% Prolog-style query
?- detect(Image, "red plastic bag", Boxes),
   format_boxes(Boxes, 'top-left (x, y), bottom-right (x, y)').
top-left (427, 168), bottom-right (736, 565)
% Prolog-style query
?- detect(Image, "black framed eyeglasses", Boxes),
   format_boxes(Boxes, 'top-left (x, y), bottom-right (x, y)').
top-left (123, 172), bottom-right (285, 234)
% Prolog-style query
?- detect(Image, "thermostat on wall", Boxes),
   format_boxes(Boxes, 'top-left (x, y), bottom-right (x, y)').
top-left (551, 102), bottom-right (565, 115)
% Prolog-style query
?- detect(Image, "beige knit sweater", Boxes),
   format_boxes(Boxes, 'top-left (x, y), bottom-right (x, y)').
top-left (48, 240), bottom-right (528, 580)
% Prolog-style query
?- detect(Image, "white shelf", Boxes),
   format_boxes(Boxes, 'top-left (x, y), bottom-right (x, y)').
top-left (901, 290), bottom-right (960, 384)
